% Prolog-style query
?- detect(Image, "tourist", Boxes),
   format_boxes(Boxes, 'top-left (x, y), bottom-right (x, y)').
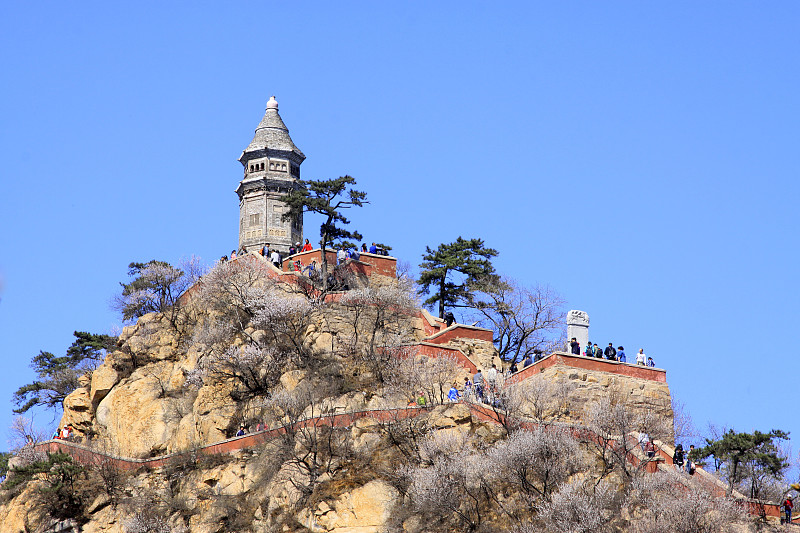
top-left (236, 425), bottom-right (246, 437)
top-left (473, 369), bottom-right (485, 400)
top-left (361, 243), bottom-right (368, 253)
top-left (636, 349), bottom-right (646, 366)
top-left (673, 443), bottom-right (685, 472)
top-left (486, 364), bottom-right (498, 390)
top-left (337, 248), bottom-right (346, 264)
top-left (369, 242), bottom-right (377, 254)
top-left (304, 260), bottom-right (318, 279)
top-left (647, 356), bottom-right (655, 367)
top-left (220, 255), bottom-right (228, 263)
top-left (270, 249), bottom-right (281, 268)
top-left (417, 393), bottom-right (427, 406)
top-left (463, 376), bottom-right (473, 398)
top-left (593, 343), bottom-right (603, 359)
top-left (645, 440), bottom-right (656, 458)
top-left (509, 361), bottom-right (518, 374)
top-left (533, 349), bottom-right (543, 363)
top-left (261, 244), bottom-right (269, 257)
top-left (687, 445), bottom-right (696, 475)
top-left (638, 432), bottom-right (649, 453)
top-left (230, 249), bottom-right (237, 260)
top-left (351, 247), bottom-right (360, 261)
top-left (289, 243), bottom-right (298, 255)
top-left (302, 239), bottom-right (313, 252)
top-left (570, 337), bottom-right (581, 355)
top-left (584, 341), bottom-right (593, 357)
top-left (444, 311), bottom-right (455, 327)
top-left (448, 383), bottom-right (460, 402)
top-left (639, 432), bottom-right (655, 458)
top-left (785, 496), bottom-right (794, 525)
top-left (604, 343), bottom-right (617, 360)
top-left (617, 346), bottom-right (626, 363)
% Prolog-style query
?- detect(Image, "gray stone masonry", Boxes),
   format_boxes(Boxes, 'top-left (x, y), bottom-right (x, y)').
top-left (566, 310), bottom-right (589, 350)
top-left (236, 97), bottom-right (305, 253)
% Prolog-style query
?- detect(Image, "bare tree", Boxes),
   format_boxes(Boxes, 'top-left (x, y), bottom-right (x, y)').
top-left (390, 352), bottom-right (465, 406)
top-left (463, 378), bottom-right (559, 436)
top-left (191, 258), bottom-right (278, 346)
top-left (626, 470), bottom-right (744, 533)
top-left (193, 261), bottom-right (317, 401)
top-left (583, 394), bottom-right (672, 479)
top-left (376, 409), bottom-right (431, 464)
top-left (250, 288), bottom-right (316, 364)
top-left (201, 344), bottom-right (286, 401)
top-left (672, 396), bottom-right (697, 444)
top-left (467, 278), bottom-right (566, 364)
top-left (514, 376), bottom-right (575, 424)
top-left (533, 478), bottom-right (617, 533)
top-left (113, 256), bottom-right (205, 329)
top-left (338, 284), bottom-right (417, 382)
top-left (408, 431), bottom-right (497, 531)
top-left (262, 387), bottom-right (353, 500)
top-left (488, 427), bottom-right (584, 501)
top-left (7, 416), bottom-right (49, 467)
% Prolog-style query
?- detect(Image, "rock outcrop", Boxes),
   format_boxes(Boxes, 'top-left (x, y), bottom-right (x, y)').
top-left (2, 269), bottom-right (700, 533)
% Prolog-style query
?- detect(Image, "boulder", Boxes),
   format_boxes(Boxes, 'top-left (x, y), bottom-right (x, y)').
top-left (280, 369), bottom-right (308, 392)
top-left (60, 387), bottom-right (94, 435)
top-left (90, 360), bottom-right (120, 406)
top-left (95, 368), bottom-right (174, 456)
top-left (309, 480), bottom-right (399, 533)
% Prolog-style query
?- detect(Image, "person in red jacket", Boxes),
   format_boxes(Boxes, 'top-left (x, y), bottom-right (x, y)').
top-left (785, 497), bottom-right (793, 524)
top-left (302, 239), bottom-right (313, 252)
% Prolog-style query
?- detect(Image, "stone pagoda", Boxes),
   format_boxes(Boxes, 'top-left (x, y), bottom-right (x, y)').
top-left (236, 96), bottom-right (305, 253)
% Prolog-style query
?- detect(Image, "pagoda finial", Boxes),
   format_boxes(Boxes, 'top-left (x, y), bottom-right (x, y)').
top-left (266, 96), bottom-right (278, 110)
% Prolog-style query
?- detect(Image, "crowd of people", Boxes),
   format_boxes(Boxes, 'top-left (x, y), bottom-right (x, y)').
top-left (669, 443), bottom-right (697, 475)
top-left (569, 338), bottom-right (656, 367)
top-left (53, 424), bottom-right (76, 442)
top-left (434, 364), bottom-right (510, 407)
top-left (218, 239), bottom-right (390, 271)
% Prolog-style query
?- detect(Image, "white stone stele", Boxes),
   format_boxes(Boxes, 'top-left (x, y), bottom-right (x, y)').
top-left (566, 310), bottom-right (590, 351)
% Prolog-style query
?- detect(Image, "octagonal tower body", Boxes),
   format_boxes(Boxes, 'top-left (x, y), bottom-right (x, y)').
top-left (236, 96), bottom-right (305, 253)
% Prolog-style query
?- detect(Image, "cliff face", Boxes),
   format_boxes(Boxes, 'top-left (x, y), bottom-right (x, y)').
top-left (521, 360), bottom-right (674, 439)
top-left (3, 265), bottom-right (718, 533)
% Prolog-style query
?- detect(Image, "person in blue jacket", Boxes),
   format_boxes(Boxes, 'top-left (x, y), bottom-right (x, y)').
top-left (617, 346), bottom-right (626, 363)
top-left (448, 383), bottom-right (460, 402)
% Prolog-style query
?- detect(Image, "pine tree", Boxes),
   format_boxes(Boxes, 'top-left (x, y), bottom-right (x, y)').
top-left (282, 175), bottom-right (368, 289)
top-left (12, 331), bottom-right (116, 413)
top-left (693, 428), bottom-right (789, 497)
top-left (418, 237), bottom-right (498, 319)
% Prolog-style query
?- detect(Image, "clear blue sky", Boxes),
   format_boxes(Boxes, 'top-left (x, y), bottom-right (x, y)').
top-left (1, 2), bottom-right (798, 455)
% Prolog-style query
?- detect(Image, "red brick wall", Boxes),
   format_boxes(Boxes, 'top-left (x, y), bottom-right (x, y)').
top-left (282, 249), bottom-right (338, 272)
top-left (424, 325), bottom-right (494, 344)
top-left (415, 344), bottom-right (478, 373)
top-left (358, 253), bottom-right (397, 277)
top-left (510, 352), bottom-right (666, 384)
